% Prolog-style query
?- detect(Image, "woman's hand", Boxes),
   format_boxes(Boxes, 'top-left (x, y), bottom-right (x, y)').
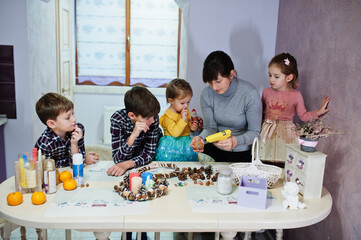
top-left (190, 136), bottom-right (204, 153)
top-left (213, 136), bottom-right (237, 151)
top-left (317, 96), bottom-right (330, 116)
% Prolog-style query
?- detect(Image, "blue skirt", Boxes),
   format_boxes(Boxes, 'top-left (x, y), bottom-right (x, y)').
top-left (155, 135), bottom-right (198, 162)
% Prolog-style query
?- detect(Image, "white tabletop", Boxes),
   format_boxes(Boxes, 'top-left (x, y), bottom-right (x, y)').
top-left (0, 161), bottom-right (332, 233)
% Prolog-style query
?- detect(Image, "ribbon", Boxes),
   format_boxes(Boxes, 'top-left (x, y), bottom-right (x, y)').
top-left (260, 119), bottom-right (278, 143)
top-left (298, 137), bottom-right (318, 147)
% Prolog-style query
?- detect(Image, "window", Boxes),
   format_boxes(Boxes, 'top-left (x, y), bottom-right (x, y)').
top-left (75, 0), bottom-right (180, 88)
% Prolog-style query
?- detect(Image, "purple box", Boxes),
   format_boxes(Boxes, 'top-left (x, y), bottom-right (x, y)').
top-left (237, 176), bottom-right (267, 209)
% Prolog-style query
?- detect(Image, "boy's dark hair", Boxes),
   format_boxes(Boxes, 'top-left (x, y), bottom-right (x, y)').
top-left (166, 79), bottom-right (193, 103)
top-left (36, 92), bottom-right (74, 125)
top-left (124, 86), bottom-right (160, 117)
top-left (269, 52), bottom-right (299, 89)
top-left (202, 50), bottom-right (235, 83)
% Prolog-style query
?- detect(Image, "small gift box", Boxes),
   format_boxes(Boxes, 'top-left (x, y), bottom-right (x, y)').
top-left (237, 176), bottom-right (267, 209)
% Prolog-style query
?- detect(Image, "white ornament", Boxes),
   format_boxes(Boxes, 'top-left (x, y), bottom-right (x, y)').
top-left (282, 182), bottom-right (306, 210)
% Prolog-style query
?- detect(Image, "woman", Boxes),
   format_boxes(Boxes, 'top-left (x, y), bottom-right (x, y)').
top-left (191, 50), bottom-right (262, 162)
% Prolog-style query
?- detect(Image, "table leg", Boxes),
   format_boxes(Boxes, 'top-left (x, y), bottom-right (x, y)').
top-left (93, 231), bottom-right (111, 240)
top-left (214, 232), bottom-right (220, 240)
top-left (220, 231), bottom-right (237, 240)
top-left (36, 228), bottom-right (42, 239)
top-left (20, 226), bottom-right (26, 240)
top-left (243, 232), bottom-right (251, 240)
top-left (154, 232), bottom-right (160, 240)
top-left (65, 229), bottom-right (71, 240)
top-left (42, 229), bottom-right (48, 240)
top-left (276, 229), bottom-right (283, 240)
top-left (188, 232), bottom-right (194, 240)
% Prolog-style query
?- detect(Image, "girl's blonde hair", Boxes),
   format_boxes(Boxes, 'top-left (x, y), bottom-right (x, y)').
top-left (166, 79), bottom-right (193, 103)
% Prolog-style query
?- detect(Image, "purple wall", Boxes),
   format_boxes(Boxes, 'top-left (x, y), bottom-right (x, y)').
top-left (276, 0), bottom-right (361, 239)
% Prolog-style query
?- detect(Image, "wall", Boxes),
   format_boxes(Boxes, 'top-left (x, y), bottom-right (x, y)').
top-left (0, 0), bottom-right (32, 181)
top-left (0, 0), bottom-right (58, 180)
top-left (276, 0), bottom-right (361, 239)
top-left (74, 0), bottom-right (279, 146)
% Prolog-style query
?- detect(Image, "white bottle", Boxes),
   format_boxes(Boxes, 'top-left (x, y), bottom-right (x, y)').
top-left (44, 159), bottom-right (57, 194)
top-left (73, 153), bottom-right (83, 186)
top-left (217, 167), bottom-right (233, 195)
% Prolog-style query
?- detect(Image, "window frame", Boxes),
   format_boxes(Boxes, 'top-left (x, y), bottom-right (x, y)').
top-left (74, 0), bottom-right (182, 88)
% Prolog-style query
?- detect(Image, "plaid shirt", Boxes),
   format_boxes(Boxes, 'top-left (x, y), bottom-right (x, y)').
top-left (35, 123), bottom-right (85, 168)
top-left (110, 109), bottom-right (160, 168)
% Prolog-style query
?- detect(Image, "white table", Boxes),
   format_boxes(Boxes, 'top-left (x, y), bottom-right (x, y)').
top-left (0, 162), bottom-right (332, 240)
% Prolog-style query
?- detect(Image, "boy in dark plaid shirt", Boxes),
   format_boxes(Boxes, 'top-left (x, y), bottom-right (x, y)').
top-left (34, 93), bottom-right (99, 168)
top-left (107, 86), bottom-right (161, 176)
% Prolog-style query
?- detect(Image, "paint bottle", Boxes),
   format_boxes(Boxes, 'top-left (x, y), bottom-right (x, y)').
top-left (73, 153), bottom-right (83, 186)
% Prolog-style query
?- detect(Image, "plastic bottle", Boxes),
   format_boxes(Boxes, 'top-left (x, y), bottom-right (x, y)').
top-left (217, 167), bottom-right (233, 195)
top-left (44, 159), bottom-right (57, 194)
top-left (73, 153), bottom-right (83, 186)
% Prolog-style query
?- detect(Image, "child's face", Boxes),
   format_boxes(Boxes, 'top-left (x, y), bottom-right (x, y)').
top-left (268, 64), bottom-right (293, 91)
top-left (52, 109), bottom-right (77, 133)
top-left (169, 94), bottom-right (192, 113)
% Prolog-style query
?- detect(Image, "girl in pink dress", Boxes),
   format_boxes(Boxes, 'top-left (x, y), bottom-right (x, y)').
top-left (259, 53), bottom-right (330, 165)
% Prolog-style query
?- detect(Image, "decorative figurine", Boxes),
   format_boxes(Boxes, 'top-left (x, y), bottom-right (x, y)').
top-left (282, 182), bottom-right (306, 210)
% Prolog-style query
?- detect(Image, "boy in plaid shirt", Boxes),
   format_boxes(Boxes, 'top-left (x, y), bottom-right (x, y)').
top-left (107, 86), bottom-right (161, 176)
top-left (35, 92), bottom-right (98, 168)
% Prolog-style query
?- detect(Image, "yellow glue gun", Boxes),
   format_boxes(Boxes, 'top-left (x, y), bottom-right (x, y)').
top-left (205, 129), bottom-right (231, 143)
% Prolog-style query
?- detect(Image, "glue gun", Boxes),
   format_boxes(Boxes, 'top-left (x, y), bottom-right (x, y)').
top-left (205, 130), bottom-right (231, 143)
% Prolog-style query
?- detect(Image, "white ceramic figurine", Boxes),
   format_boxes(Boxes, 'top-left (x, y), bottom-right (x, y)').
top-left (282, 182), bottom-right (306, 210)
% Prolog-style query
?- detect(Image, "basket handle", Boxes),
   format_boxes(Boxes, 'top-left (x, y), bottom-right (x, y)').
top-left (251, 137), bottom-right (262, 164)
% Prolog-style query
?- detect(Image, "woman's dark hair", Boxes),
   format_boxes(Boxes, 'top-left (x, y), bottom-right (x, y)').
top-left (268, 53), bottom-right (299, 89)
top-left (166, 79), bottom-right (193, 102)
top-left (202, 51), bottom-right (235, 83)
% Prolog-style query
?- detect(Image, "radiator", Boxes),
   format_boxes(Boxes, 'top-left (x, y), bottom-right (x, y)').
top-left (103, 106), bottom-right (122, 145)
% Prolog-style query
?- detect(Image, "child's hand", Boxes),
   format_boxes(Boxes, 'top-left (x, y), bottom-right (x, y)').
top-left (213, 136), bottom-right (237, 151)
top-left (317, 96), bottom-right (330, 116)
top-left (107, 161), bottom-right (133, 176)
top-left (190, 121), bottom-right (198, 132)
top-left (84, 152), bottom-right (99, 165)
top-left (133, 121), bottom-right (150, 137)
top-left (71, 125), bottom-right (83, 144)
top-left (190, 136), bottom-right (204, 153)
top-left (181, 108), bottom-right (188, 121)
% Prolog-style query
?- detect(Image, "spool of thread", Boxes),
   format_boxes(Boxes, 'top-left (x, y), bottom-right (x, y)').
top-left (129, 172), bottom-right (140, 190)
top-left (141, 172), bottom-right (152, 185)
top-left (131, 176), bottom-right (142, 194)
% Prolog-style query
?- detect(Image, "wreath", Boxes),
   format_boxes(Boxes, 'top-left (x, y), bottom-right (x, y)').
top-left (114, 163), bottom-right (219, 201)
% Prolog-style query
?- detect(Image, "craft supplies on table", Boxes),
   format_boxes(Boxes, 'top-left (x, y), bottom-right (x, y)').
top-left (237, 176), bottom-right (267, 209)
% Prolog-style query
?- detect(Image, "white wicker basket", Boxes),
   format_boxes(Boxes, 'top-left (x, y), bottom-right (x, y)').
top-left (230, 138), bottom-right (282, 188)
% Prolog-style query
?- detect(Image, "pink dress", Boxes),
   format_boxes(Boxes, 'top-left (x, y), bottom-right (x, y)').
top-left (259, 88), bottom-right (318, 162)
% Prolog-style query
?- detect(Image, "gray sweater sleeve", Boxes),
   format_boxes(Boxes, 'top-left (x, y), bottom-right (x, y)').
top-left (233, 88), bottom-right (262, 151)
